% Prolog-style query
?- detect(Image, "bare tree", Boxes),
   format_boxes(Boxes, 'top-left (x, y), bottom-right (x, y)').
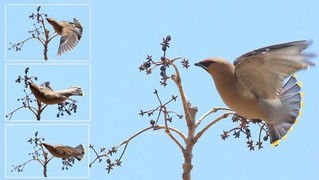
top-left (10, 131), bottom-right (76, 177)
top-left (8, 6), bottom-right (58, 60)
top-left (89, 36), bottom-right (269, 179)
top-left (6, 67), bottom-right (78, 121)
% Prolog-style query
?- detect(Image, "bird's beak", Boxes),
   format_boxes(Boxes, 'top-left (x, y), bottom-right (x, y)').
top-left (194, 62), bottom-right (200, 66)
top-left (194, 62), bottom-right (209, 72)
top-left (194, 62), bottom-right (204, 68)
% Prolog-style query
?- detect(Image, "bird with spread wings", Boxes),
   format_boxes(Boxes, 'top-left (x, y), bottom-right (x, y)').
top-left (28, 81), bottom-right (83, 105)
top-left (46, 17), bottom-right (83, 55)
top-left (195, 40), bottom-right (315, 146)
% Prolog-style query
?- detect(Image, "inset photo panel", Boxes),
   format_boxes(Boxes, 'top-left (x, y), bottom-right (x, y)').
top-left (5, 4), bottom-right (91, 62)
top-left (5, 63), bottom-right (91, 122)
top-left (5, 123), bottom-right (90, 178)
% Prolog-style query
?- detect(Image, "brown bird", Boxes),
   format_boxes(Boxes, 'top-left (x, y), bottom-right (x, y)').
top-left (195, 40), bottom-right (315, 146)
top-left (28, 81), bottom-right (83, 105)
top-left (46, 17), bottom-right (83, 55)
top-left (42, 143), bottom-right (85, 161)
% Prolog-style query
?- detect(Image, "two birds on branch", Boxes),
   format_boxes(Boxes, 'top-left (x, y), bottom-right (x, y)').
top-left (195, 40), bottom-right (315, 146)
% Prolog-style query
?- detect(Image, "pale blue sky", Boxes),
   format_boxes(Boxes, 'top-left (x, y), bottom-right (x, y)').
top-left (1, 0), bottom-right (319, 180)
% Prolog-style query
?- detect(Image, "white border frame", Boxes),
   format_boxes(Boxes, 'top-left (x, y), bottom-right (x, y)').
top-left (4, 123), bottom-right (90, 179)
top-left (4, 63), bottom-right (92, 123)
top-left (4, 3), bottom-right (92, 179)
top-left (4, 3), bottom-right (92, 62)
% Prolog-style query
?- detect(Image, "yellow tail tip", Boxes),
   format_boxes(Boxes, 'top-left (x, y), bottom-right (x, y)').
top-left (288, 126), bottom-right (294, 132)
top-left (271, 140), bottom-right (280, 147)
top-left (297, 82), bottom-right (303, 87)
top-left (271, 126), bottom-right (295, 147)
top-left (298, 111), bottom-right (303, 118)
top-left (300, 101), bottom-right (304, 108)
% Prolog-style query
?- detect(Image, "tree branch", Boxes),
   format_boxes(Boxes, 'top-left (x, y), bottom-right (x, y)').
top-left (170, 62), bottom-right (191, 124)
top-left (195, 107), bottom-right (232, 128)
top-left (163, 106), bottom-right (186, 152)
top-left (89, 124), bottom-right (186, 169)
top-left (8, 6), bottom-right (58, 60)
top-left (194, 113), bottom-right (234, 142)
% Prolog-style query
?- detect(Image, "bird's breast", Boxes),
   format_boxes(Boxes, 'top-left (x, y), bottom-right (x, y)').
top-left (35, 90), bottom-right (67, 105)
top-left (217, 81), bottom-right (269, 120)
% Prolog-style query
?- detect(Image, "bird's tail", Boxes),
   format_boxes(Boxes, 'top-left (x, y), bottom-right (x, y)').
top-left (56, 86), bottom-right (84, 97)
top-left (269, 76), bottom-right (303, 146)
top-left (74, 144), bottom-right (85, 161)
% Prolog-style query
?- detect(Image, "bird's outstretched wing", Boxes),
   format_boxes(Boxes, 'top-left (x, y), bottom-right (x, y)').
top-left (57, 28), bottom-right (81, 55)
top-left (55, 146), bottom-right (75, 156)
top-left (234, 40), bottom-right (315, 99)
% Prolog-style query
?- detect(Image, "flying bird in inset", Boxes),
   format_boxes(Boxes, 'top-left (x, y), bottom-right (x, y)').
top-left (46, 17), bottom-right (83, 55)
top-left (195, 40), bottom-right (315, 146)
top-left (28, 81), bottom-right (83, 105)
top-left (42, 143), bottom-right (85, 161)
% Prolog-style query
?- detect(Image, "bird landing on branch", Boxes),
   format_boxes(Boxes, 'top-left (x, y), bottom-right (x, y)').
top-left (195, 40), bottom-right (316, 146)
top-left (28, 81), bottom-right (83, 105)
top-left (46, 17), bottom-right (83, 56)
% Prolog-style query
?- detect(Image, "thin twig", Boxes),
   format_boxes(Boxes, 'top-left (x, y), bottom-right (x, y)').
top-left (194, 113), bottom-right (234, 142)
top-left (163, 106), bottom-right (186, 152)
top-left (89, 124), bottom-right (187, 168)
top-left (195, 107), bottom-right (232, 128)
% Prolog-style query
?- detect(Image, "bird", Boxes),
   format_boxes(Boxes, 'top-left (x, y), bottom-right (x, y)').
top-left (28, 81), bottom-right (83, 105)
top-left (42, 143), bottom-right (85, 161)
top-left (195, 40), bottom-right (315, 146)
top-left (46, 17), bottom-right (83, 55)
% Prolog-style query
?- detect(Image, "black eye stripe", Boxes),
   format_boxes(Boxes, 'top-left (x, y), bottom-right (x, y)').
top-left (201, 61), bottom-right (214, 67)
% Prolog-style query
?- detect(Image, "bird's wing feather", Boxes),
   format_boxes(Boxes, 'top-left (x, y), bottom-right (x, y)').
top-left (55, 146), bottom-right (75, 156)
top-left (43, 90), bottom-right (66, 99)
top-left (57, 29), bottom-right (80, 55)
top-left (234, 40), bottom-right (315, 99)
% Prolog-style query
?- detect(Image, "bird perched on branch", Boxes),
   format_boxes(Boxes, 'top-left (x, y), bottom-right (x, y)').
top-left (46, 17), bottom-right (83, 55)
top-left (28, 81), bottom-right (83, 105)
top-left (195, 40), bottom-right (315, 146)
top-left (42, 143), bottom-right (85, 161)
